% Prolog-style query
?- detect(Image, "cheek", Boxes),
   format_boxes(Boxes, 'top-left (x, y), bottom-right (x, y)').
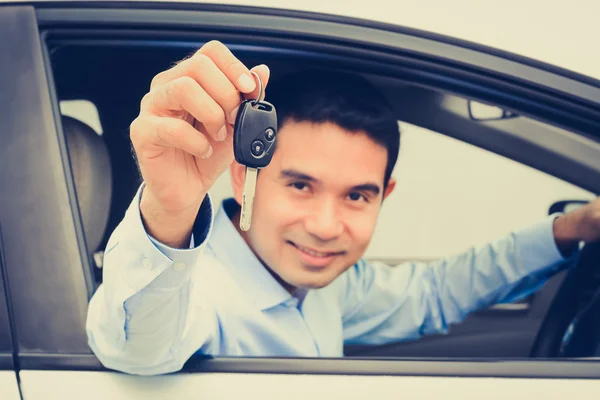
top-left (250, 185), bottom-right (303, 247)
top-left (345, 208), bottom-right (380, 249)
top-left (254, 181), bottom-right (303, 224)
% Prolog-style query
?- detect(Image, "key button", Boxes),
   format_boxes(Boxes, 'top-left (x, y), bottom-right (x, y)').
top-left (251, 140), bottom-right (265, 157)
top-left (265, 128), bottom-right (275, 142)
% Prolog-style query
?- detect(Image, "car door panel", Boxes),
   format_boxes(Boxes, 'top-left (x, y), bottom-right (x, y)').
top-left (0, 373), bottom-right (20, 400)
top-left (17, 370), bottom-right (600, 400)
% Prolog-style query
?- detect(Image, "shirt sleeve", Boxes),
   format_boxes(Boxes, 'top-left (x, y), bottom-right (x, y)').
top-left (341, 215), bottom-right (578, 346)
top-left (86, 183), bottom-right (220, 375)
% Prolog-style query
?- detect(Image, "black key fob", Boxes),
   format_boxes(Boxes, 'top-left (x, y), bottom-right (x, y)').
top-left (233, 99), bottom-right (277, 169)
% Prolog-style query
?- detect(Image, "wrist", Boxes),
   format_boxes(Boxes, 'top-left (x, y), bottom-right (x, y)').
top-left (140, 188), bottom-right (205, 248)
top-left (553, 212), bottom-right (583, 257)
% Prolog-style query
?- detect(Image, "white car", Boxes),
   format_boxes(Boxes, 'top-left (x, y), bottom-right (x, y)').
top-left (1, 0), bottom-right (600, 399)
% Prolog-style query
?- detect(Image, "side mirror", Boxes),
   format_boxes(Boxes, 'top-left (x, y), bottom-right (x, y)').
top-left (468, 100), bottom-right (518, 121)
top-left (548, 200), bottom-right (589, 215)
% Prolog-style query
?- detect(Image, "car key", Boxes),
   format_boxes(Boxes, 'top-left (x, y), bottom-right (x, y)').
top-left (233, 74), bottom-right (277, 231)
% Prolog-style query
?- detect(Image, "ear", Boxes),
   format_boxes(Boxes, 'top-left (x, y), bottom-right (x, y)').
top-left (229, 160), bottom-right (247, 206)
top-left (382, 177), bottom-right (396, 202)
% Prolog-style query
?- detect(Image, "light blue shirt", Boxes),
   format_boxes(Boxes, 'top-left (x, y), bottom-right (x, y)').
top-left (86, 184), bottom-right (573, 375)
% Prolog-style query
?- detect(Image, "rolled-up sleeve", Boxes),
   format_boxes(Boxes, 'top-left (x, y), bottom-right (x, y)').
top-left (342, 215), bottom-right (577, 346)
top-left (86, 184), bottom-right (219, 375)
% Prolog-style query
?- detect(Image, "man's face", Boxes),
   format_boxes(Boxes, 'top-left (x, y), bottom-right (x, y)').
top-left (231, 121), bottom-right (396, 290)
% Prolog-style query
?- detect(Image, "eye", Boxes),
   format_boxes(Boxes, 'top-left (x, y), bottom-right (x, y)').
top-left (348, 192), bottom-right (367, 202)
top-left (289, 182), bottom-right (309, 191)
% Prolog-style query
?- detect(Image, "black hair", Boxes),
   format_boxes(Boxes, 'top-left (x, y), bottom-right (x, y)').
top-left (266, 70), bottom-right (400, 190)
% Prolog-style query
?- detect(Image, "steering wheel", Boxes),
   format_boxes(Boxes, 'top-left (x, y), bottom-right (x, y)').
top-left (530, 241), bottom-right (600, 358)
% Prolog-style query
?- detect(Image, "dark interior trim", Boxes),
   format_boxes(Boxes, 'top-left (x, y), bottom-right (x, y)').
top-left (16, 353), bottom-right (600, 379)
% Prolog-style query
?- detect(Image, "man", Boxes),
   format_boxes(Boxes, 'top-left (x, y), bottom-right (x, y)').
top-left (86, 41), bottom-right (600, 376)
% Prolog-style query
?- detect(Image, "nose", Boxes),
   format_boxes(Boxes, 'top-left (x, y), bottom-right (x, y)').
top-left (304, 198), bottom-right (344, 242)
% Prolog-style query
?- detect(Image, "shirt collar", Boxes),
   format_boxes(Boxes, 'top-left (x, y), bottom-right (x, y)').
top-left (207, 198), bottom-right (295, 311)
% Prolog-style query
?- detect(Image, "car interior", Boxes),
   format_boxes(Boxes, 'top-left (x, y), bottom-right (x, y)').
top-left (48, 37), bottom-right (600, 361)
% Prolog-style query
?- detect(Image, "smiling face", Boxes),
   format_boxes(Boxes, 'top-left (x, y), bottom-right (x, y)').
top-left (230, 120), bottom-right (396, 290)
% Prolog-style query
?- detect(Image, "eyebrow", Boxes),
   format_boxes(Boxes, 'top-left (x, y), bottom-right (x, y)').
top-left (280, 169), bottom-right (319, 183)
top-left (352, 183), bottom-right (381, 196)
top-left (279, 169), bottom-right (381, 196)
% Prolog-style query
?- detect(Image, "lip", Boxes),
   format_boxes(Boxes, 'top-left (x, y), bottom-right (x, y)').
top-left (287, 241), bottom-right (344, 268)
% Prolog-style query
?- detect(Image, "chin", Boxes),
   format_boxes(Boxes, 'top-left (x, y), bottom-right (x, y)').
top-left (285, 272), bottom-right (336, 290)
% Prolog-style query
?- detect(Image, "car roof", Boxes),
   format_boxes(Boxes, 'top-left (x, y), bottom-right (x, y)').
top-left (3, 0), bottom-right (599, 80)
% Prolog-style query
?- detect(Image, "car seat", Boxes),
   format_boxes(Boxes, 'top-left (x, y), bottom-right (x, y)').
top-left (62, 116), bottom-right (113, 277)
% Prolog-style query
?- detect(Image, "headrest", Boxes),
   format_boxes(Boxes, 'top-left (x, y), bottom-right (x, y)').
top-left (62, 116), bottom-right (113, 255)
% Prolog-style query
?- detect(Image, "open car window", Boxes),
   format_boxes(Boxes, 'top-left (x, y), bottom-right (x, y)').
top-left (44, 36), bottom-right (600, 363)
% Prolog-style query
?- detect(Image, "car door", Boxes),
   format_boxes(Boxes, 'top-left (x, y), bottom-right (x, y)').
top-left (3, 2), bottom-right (600, 399)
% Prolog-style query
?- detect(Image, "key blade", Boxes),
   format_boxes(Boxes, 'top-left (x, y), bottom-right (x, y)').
top-left (240, 167), bottom-right (258, 231)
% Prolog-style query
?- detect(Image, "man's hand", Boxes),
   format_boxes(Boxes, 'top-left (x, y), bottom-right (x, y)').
top-left (553, 197), bottom-right (600, 256)
top-left (130, 40), bottom-right (270, 248)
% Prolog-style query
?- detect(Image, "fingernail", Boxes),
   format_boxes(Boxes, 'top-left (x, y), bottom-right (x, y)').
top-left (217, 125), bottom-right (227, 141)
top-left (238, 73), bottom-right (255, 92)
top-left (257, 64), bottom-right (269, 75)
top-left (202, 145), bottom-right (213, 159)
top-left (229, 106), bottom-right (239, 124)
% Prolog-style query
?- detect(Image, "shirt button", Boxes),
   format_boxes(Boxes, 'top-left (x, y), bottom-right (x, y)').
top-left (142, 258), bottom-right (153, 270)
top-left (173, 262), bottom-right (186, 272)
top-left (285, 298), bottom-right (299, 308)
top-left (126, 314), bottom-right (131, 321)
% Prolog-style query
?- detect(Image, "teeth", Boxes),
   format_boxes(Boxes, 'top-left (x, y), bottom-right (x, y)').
top-left (295, 244), bottom-right (333, 258)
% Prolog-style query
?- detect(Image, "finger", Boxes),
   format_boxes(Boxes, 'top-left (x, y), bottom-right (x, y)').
top-left (229, 64), bottom-right (272, 125)
top-left (199, 40), bottom-right (257, 93)
top-left (245, 64), bottom-right (271, 102)
top-left (131, 116), bottom-right (213, 159)
top-left (150, 53), bottom-right (241, 125)
top-left (152, 41), bottom-right (255, 94)
top-left (143, 76), bottom-right (227, 142)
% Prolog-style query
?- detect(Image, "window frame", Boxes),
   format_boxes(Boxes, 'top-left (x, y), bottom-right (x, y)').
top-left (3, 2), bottom-right (600, 377)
